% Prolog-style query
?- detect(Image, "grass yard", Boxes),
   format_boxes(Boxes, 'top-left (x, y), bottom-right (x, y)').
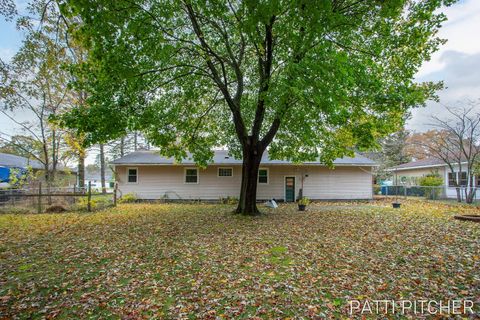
top-left (0, 200), bottom-right (479, 319)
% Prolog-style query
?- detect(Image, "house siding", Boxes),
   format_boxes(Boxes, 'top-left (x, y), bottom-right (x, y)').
top-left (115, 165), bottom-right (373, 201)
top-left (392, 167), bottom-right (446, 185)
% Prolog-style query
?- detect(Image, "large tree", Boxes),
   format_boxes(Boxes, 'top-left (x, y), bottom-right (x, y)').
top-left (368, 127), bottom-right (411, 181)
top-left (0, 0), bottom-right (16, 20)
top-left (405, 130), bottom-right (440, 160)
top-left (59, 0), bottom-right (452, 214)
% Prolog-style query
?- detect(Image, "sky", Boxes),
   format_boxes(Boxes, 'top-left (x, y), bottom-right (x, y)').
top-left (410, 0), bottom-right (480, 130)
top-left (0, 0), bottom-right (480, 159)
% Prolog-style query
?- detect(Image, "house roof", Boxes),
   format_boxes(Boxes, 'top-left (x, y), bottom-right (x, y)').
top-left (111, 150), bottom-right (376, 166)
top-left (0, 152), bottom-right (77, 173)
top-left (0, 152), bottom-right (44, 170)
top-left (388, 158), bottom-right (448, 171)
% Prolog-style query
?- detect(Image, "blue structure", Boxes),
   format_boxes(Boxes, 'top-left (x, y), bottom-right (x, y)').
top-left (0, 153), bottom-right (44, 187)
top-left (0, 166), bottom-right (9, 183)
top-left (0, 166), bottom-right (30, 183)
top-left (380, 180), bottom-right (393, 195)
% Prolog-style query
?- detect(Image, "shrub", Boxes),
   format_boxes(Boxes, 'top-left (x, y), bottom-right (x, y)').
top-left (419, 174), bottom-right (443, 200)
top-left (72, 196), bottom-right (112, 211)
top-left (119, 193), bottom-right (138, 204)
top-left (419, 174), bottom-right (443, 187)
top-left (45, 205), bottom-right (68, 213)
top-left (373, 184), bottom-right (381, 195)
top-left (298, 197), bottom-right (310, 205)
top-left (74, 197), bottom-right (98, 210)
top-left (219, 196), bottom-right (238, 205)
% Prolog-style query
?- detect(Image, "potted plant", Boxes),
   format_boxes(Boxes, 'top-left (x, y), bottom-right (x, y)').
top-left (392, 171), bottom-right (401, 208)
top-left (298, 197), bottom-right (310, 211)
top-left (392, 187), bottom-right (401, 208)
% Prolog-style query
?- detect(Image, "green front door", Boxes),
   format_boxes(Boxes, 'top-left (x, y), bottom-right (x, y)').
top-left (285, 177), bottom-right (295, 202)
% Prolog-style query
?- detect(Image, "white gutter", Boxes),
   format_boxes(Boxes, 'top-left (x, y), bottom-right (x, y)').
top-left (386, 161), bottom-right (468, 172)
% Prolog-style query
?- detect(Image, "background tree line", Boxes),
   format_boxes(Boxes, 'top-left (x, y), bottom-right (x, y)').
top-left (0, 1), bottom-right (153, 192)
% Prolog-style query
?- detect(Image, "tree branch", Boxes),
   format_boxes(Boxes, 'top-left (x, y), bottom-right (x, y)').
top-left (252, 15), bottom-right (276, 141)
top-left (184, 2), bottom-right (248, 144)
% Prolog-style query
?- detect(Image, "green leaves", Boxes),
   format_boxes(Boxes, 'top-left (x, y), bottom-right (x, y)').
top-left (58, 0), bottom-right (455, 165)
top-left (0, 0), bottom-right (16, 21)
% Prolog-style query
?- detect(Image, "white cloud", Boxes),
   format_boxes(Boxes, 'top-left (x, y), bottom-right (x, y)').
top-left (409, 0), bottom-right (480, 131)
top-left (408, 51), bottom-right (480, 131)
top-left (416, 0), bottom-right (480, 77)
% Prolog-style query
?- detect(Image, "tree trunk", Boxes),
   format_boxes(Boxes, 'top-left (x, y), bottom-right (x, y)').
top-left (43, 157), bottom-right (53, 205)
top-left (455, 186), bottom-right (461, 202)
top-left (236, 145), bottom-right (263, 215)
top-left (466, 187), bottom-right (475, 204)
top-left (78, 153), bottom-right (85, 190)
top-left (99, 144), bottom-right (106, 194)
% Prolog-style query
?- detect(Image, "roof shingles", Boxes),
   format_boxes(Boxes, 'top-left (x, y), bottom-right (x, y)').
top-left (112, 150), bottom-right (376, 166)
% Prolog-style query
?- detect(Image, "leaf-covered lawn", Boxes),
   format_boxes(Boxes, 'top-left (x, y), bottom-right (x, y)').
top-left (1, 200), bottom-right (479, 319)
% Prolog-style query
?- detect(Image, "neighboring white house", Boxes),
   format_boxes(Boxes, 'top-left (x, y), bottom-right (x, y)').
top-left (111, 150), bottom-right (376, 201)
top-left (85, 170), bottom-right (114, 192)
top-left (387, 158), bottom-right (479, 199)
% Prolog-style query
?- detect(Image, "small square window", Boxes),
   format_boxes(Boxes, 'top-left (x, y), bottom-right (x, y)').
top-left (185, 168), bottom-right (198, 184)
top-left (258, 169), bottom-right (268, 184)
top-left (127, 168), bottom-right (137, 183)
top-left (218, 167), bottom-right (233, 177)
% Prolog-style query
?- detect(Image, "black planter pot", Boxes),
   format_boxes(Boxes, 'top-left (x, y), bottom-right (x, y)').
top-left (392, 202), bottom-right (401, 208)
top-left (298, 204), bottom-right (306, 211)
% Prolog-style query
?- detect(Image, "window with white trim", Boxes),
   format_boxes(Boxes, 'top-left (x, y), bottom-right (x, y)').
top-left (459, 172), bottom-right (468, 186)
top-left (448, 172), bottom-right (456, 187)
top-left (185, 168), bottom-right (198, 183)
top-left (258, 168), bottom-right (268, 184)
top-left (127, 168), bottom-right (138, 183)
top-left (218, 167), bottom-right (233, 177)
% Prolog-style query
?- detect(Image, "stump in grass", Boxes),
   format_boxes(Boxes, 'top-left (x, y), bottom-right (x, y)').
top-left (454, 215), bottom-right (480, 223)
top-left (45, 205), bottom-right (68, 213)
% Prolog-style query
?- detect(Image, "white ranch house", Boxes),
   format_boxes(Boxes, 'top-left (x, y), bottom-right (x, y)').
top-left (388, 158), bottom-right (480, 199)
top-left (112, 150), bottom-right (376, 202)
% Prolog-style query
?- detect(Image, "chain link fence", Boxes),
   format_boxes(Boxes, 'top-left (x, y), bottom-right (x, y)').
top-left (374, 185), bottom-right (479, 202)
top-left (0, 182), bottom-right (118, 214)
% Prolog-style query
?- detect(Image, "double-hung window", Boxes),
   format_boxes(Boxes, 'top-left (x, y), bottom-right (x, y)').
top-left (459, 172), bottom-right (468, 186)
top-left (185, 168), bottom-right (199, 184)
top-left (448, 172), bottom-right (456, 187)
top-left (127, 168), bottom-right (138, 183)
top-left (258, 168), bottom-right (269, 184)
